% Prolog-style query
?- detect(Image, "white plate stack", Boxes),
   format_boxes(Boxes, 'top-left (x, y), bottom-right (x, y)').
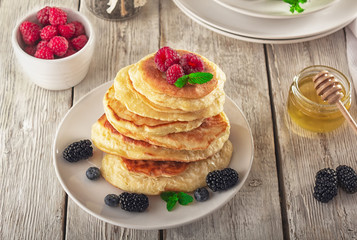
top-left (173, 0), bottom-right (357, 44)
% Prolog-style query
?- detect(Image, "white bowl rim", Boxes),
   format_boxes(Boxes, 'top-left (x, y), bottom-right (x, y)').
top-left (11, 7), bottom-right (95, 63)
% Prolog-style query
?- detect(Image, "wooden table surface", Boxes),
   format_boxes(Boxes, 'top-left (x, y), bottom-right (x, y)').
top-left (1, 0), bottom-right (357, 239)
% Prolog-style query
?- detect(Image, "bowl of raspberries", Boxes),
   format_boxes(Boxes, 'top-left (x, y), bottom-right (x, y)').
top-left (11, 6), bottom-right (95, 90)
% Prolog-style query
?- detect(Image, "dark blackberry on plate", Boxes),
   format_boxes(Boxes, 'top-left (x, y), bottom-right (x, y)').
top-left (206, 168), bottom-right (239, 192)
top-left (313, 168), bottom-right (338, 203)
top-left (63, 139), bottom-right (93, 162)
top-left (336, 165), bottom-right (357, 194)
top-left (119, 192), bottom-right (149, 212)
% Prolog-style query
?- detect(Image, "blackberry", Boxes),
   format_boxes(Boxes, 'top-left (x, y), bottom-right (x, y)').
top-left (194, 187), bottom-right (209, 202)
top-left (206, 168), bottom-right (239, 192)
top-left (336, 165), bottom-right (357, 194)
top-left (63, 139), bottom-right (93, 162)
top-left (119, 192), bottom-right (149, 212)
top-left (86, 167), bottom-right (101, 180)
top-left (104, 194), bottom-right (120, 207)
top-left (313, 168), bottom-right (338, 203)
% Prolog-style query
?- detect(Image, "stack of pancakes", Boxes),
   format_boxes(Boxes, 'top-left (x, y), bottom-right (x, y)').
top-left (91, 50), bottom-right (233, 195)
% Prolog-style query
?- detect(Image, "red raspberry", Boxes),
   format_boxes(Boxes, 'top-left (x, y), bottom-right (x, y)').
top-left (71, 21), bottom-right (85, 37)
top-left (49, 7), bottom-right (67, 26)
top-left (179, 53), bottom-right (204, 74)
top-left (63, 46), bottom-right (77, 58)
top-left (36, 40), bottom-right (48, 50)
top-left (19, 21), bottom-right (41, 45)
top-left (48, 36), bottom-right (68, 57)
top-left (166, 64), bottom-right (184, 84)
top-left (37, 6), bottom-right (50, 25)
top-left (71, 35), bottom-right (88, 51)
top-left (58, 23), bottom-right (75, 39)
top-left (34, 46), bottom-right (54, 59)
top-left (154, 46), bottom-right (180, 72)
top-left (40, 25), bottom-right (58, 41)
top-left (25, 46), bottom-right (37, 56)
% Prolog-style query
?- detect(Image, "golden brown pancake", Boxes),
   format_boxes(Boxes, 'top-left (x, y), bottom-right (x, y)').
top-left (136, 50), bottom-right (218, 99)
top-left (91, 114), bottom-right (229, 161)
top-left (100, 140), bottom-right (233, 195)
top-left (104, 85), bottom-right (204, 136)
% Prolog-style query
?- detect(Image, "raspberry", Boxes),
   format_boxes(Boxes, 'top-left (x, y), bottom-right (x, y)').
top-left (40, 25), bottom-right (58, 41)
top-left (49, 7), bottom-right (67, 26)
top-left (71, 21), bottom-right (85, 37)
top-left (36, 40), bottom-right (48, 50)
top-left (71, 35), bottom-right (88, 51)
top-left (34, 46), bottom-right (54, 59)
top-left (62, 46), bottom-right (77, 57)
top-left (166, 64), bottom-right (184, 84)
top-left (19, 21), bottom-right (41, 45)
top-left (180, 53), bottom-right (204, 74)
top-left (48, 36), bottom-right (68, 57)
top-left (154, 46), bottom-right (180, 72)
top-left (58, 23), bottom-right (75, 39)
top-left (37, 6), bottom-right (50, 25)
top-left (25, 46), bottom-right (36, 56)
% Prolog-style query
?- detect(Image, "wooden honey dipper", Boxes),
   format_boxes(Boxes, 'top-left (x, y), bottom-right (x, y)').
top-left (312, 70), bottom-right (357, 134)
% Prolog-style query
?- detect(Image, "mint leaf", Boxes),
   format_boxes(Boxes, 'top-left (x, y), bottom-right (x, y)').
top-left (187, 72), bottom-right (213, 85)
top-left (174, 75), bottom-right (189, 88)
top-left (167, 194), bottom-right (179, 211)
top-left (283, 0), bottom-right (307, 13)
top-left (161, 191), bottom-right (176, 202)
top-left (177, 192), bottom-right (193, 205)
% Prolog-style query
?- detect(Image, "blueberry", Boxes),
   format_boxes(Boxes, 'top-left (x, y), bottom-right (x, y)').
top-left (194, 187), bottom-right (209, 202)
top-left (104, 194), bottom-right (120, 207)
top-left (86, 167), bottom-right (101, 180)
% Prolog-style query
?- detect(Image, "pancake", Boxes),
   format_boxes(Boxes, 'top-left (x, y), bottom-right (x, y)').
top-left (100, 140), bottom-right (233, 195)
top-left (91, 114), bottom-right (229, 161)
top-left (114, 65), bottom-right (225, 121)
top-left (129, 52), bottom-right (226, 111)
top-left (104, 85), bottom-right (204, 136)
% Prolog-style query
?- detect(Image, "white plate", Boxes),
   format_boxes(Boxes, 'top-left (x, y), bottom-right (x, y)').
top-left (173, 0), bottom-right (357, 39)
top-left (177, 1), bottom-right (352, 44)
top-left (53, 81), bottom-right (254, 230)
top-left (214, 0), bottom-right (338, 19)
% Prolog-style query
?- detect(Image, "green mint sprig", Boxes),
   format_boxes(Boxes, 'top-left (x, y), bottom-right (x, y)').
top-left (174, 72), bottom-right (213, 88)
top-left (160, 191), bottom-right (193, 211)
top-left (283, 0), bottom-right (307, 13)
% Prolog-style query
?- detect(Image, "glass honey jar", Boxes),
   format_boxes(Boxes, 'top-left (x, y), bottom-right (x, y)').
top-left (287, 65), bottom-right (352, 133)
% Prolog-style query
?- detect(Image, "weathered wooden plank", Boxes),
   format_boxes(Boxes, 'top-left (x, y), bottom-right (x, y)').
top-left (267, 30), bottom-right (357, 239)
top-left (162, 1), bottom-right (284, 239)
top-left (64, 1), bottom-right (160, 239)
top-left (0, 1), bottom-right (78, 239)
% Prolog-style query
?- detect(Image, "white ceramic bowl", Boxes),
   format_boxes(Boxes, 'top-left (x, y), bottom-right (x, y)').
top-left (12, 7), bottom-right (95, 90)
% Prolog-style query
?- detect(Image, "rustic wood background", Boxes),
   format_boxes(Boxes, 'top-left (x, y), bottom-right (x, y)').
top-left (1, 0), bottom-right (356, 239)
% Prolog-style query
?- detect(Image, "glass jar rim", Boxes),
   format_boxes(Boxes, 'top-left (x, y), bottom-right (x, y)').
top-left (293, 65), bottom-right (351, 109)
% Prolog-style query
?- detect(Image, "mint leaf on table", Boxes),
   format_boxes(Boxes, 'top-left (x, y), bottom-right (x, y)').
top-left (174, 72), bottom-right (213, 88)
top-left (283, 0), bottom-right (307, 13)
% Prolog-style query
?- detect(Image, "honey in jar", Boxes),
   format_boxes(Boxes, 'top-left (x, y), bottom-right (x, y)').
top-left (287, 65), bottom-right (352, 133)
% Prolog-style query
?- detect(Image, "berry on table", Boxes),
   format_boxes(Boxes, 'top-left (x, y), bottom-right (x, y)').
top-left (193, 187), bottom-right (209, 202)
top-left (58, 23), bottom-right (75, 39)
top-left (104, 194), bottom-right (120, 207)
top-left (40, 25), bottom-right (58, 41)
top-left (47, 36), bottom-right (68, 57)
top-left (86, 167), bottom-right (101, 180)
top-left (37, 6), bottom-right (51, 25)
top-left (19, 21), bottom-right (41, 45)
top-left (313, 168), bottom-right (338, 203)
top-left (119, 192), bottom-right (149, 212)
top-left (62, 139), bottom-right (93, 162)
top-left (71, 35), bottom-right (88, 51)
top-left (206, 168), bottom-right (239, 192)
top-left (49, 7), bottom-right (67, 26)
top-left (180, 53), bottom-right (204, 74)
top-left (166, 64), bottom-right (184, 84)
top-left (154, 46), bottom-right (180, 72)
top-left (336, 165), bottom-right (357, 194)
top-left (34, 46), bottom-right (54, 59)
